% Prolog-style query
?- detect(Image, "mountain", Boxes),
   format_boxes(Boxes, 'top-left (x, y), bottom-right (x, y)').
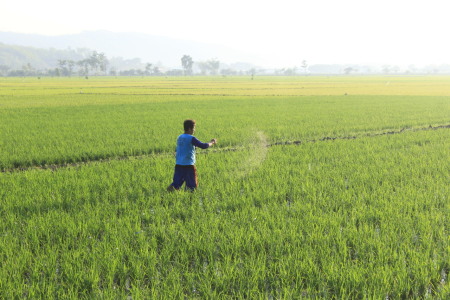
top-left (0, 43), bottom-right (92, 70)
top-left (0, 31), bottom-right (257, 68)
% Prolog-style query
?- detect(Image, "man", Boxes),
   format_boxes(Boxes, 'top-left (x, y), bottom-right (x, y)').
top-left (167, 119), bottom-right (217, 191)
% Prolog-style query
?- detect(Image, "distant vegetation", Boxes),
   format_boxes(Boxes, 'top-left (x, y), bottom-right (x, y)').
top-left (1, 42), bottom-right (450, 77)
top-left (0, 43), bottom-right (154, 77)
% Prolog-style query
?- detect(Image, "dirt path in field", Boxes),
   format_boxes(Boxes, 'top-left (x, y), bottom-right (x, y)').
top-left (268, 124), bottom-right (450, 146)
top-left (2, 124), bottom-right (449, 173)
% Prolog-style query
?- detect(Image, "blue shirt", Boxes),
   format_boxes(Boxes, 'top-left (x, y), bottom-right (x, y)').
top-left (175, 134), bottom-right (210, 165)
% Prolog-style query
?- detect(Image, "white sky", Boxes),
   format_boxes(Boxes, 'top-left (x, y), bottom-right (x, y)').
top-left (1, 0), bottom-right (449, 67)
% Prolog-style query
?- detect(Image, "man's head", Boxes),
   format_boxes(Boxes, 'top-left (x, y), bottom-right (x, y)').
top-left (184, 119), bottom-right (196, 134)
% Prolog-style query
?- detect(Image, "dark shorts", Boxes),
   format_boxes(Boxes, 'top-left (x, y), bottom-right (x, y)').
top-left (170, 165), bottom-right (198, 190)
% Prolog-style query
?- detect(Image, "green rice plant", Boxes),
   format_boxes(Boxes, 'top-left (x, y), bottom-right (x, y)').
top-left (1, 91), bottom-right (449, 170)
top-left (1, 128), bottom-right (448, 298)
top-left (0, 76), bottom-right (449, 298)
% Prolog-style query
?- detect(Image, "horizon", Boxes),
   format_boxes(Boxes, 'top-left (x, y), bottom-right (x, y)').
top-left (1, 0), bottom-right (450, 68)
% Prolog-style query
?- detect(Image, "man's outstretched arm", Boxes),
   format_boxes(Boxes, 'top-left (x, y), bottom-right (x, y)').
top-left (192, 137), bottom-right (217, 149)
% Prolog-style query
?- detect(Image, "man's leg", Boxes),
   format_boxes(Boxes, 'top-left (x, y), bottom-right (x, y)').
top-left (168, 165), bottom-right (185, 191)
top-left (185, 166), bottom-right (198, 191)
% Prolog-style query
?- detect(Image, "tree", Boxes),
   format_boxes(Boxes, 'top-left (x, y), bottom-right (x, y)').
top-left (181, 55), bottom-right (193, 75)
top-left (382, 65), bottom-right (391, 74)
top-left (88, 51), bottom-right (99, 72)
top-left (145, 63), bottom-right (153, 76)
top-left (97, 52), bottom-right (108, 75)
top-left (391, 65), bottom-right (400, 74)
top-left (344, 67), bottom-right (357, 75)
top-left (67, 60), bottom-right (75, 76)
top-left (301, 60), bottom-right (308, 75)
top-left (207, 58), bottom-right (220, 75)
top-left (0, 65), bottom-right (10, 76)
top-left (196, 61), bottom-right (209, 75)
top-left (77, 59), bottom-right (90, 76)
top-left (153, 66), bottom-right (162, 76)
top-left (283, 67), bottom-right (297, 76)
top-left (22, 63), bottom-right (35, 76)
top-left (58, 59), bottom-right (74, 76)
top-left (196, 59), bottom-right (220, 75)
top-left (58, 59), bottom-right (67, 76)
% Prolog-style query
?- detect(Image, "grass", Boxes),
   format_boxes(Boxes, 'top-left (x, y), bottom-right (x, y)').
top-left (0, 76), bottom-right (449, 298)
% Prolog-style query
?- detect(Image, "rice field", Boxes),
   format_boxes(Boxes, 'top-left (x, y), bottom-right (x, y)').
top-left (0, 76), bottom-right (449, 298)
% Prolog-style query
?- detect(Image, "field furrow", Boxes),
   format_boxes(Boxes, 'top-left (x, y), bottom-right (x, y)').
top-left (2, 122), bottom-right (450, 173)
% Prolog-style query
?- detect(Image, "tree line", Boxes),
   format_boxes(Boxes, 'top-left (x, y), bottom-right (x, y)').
top-left (0, 46), bottom-right (224, 77)
top-left (3, 42), bottom-right (449, 77)
top-left (0, 42), bottom-right (261, 77)
top-left (0, 50), bottom-right (243, 77)
top-left (55, 51), bottom-right (107, 77)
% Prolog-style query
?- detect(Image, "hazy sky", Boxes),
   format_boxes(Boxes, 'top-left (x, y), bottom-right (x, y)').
top-left (1, 0), bottom-right (449, 67)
